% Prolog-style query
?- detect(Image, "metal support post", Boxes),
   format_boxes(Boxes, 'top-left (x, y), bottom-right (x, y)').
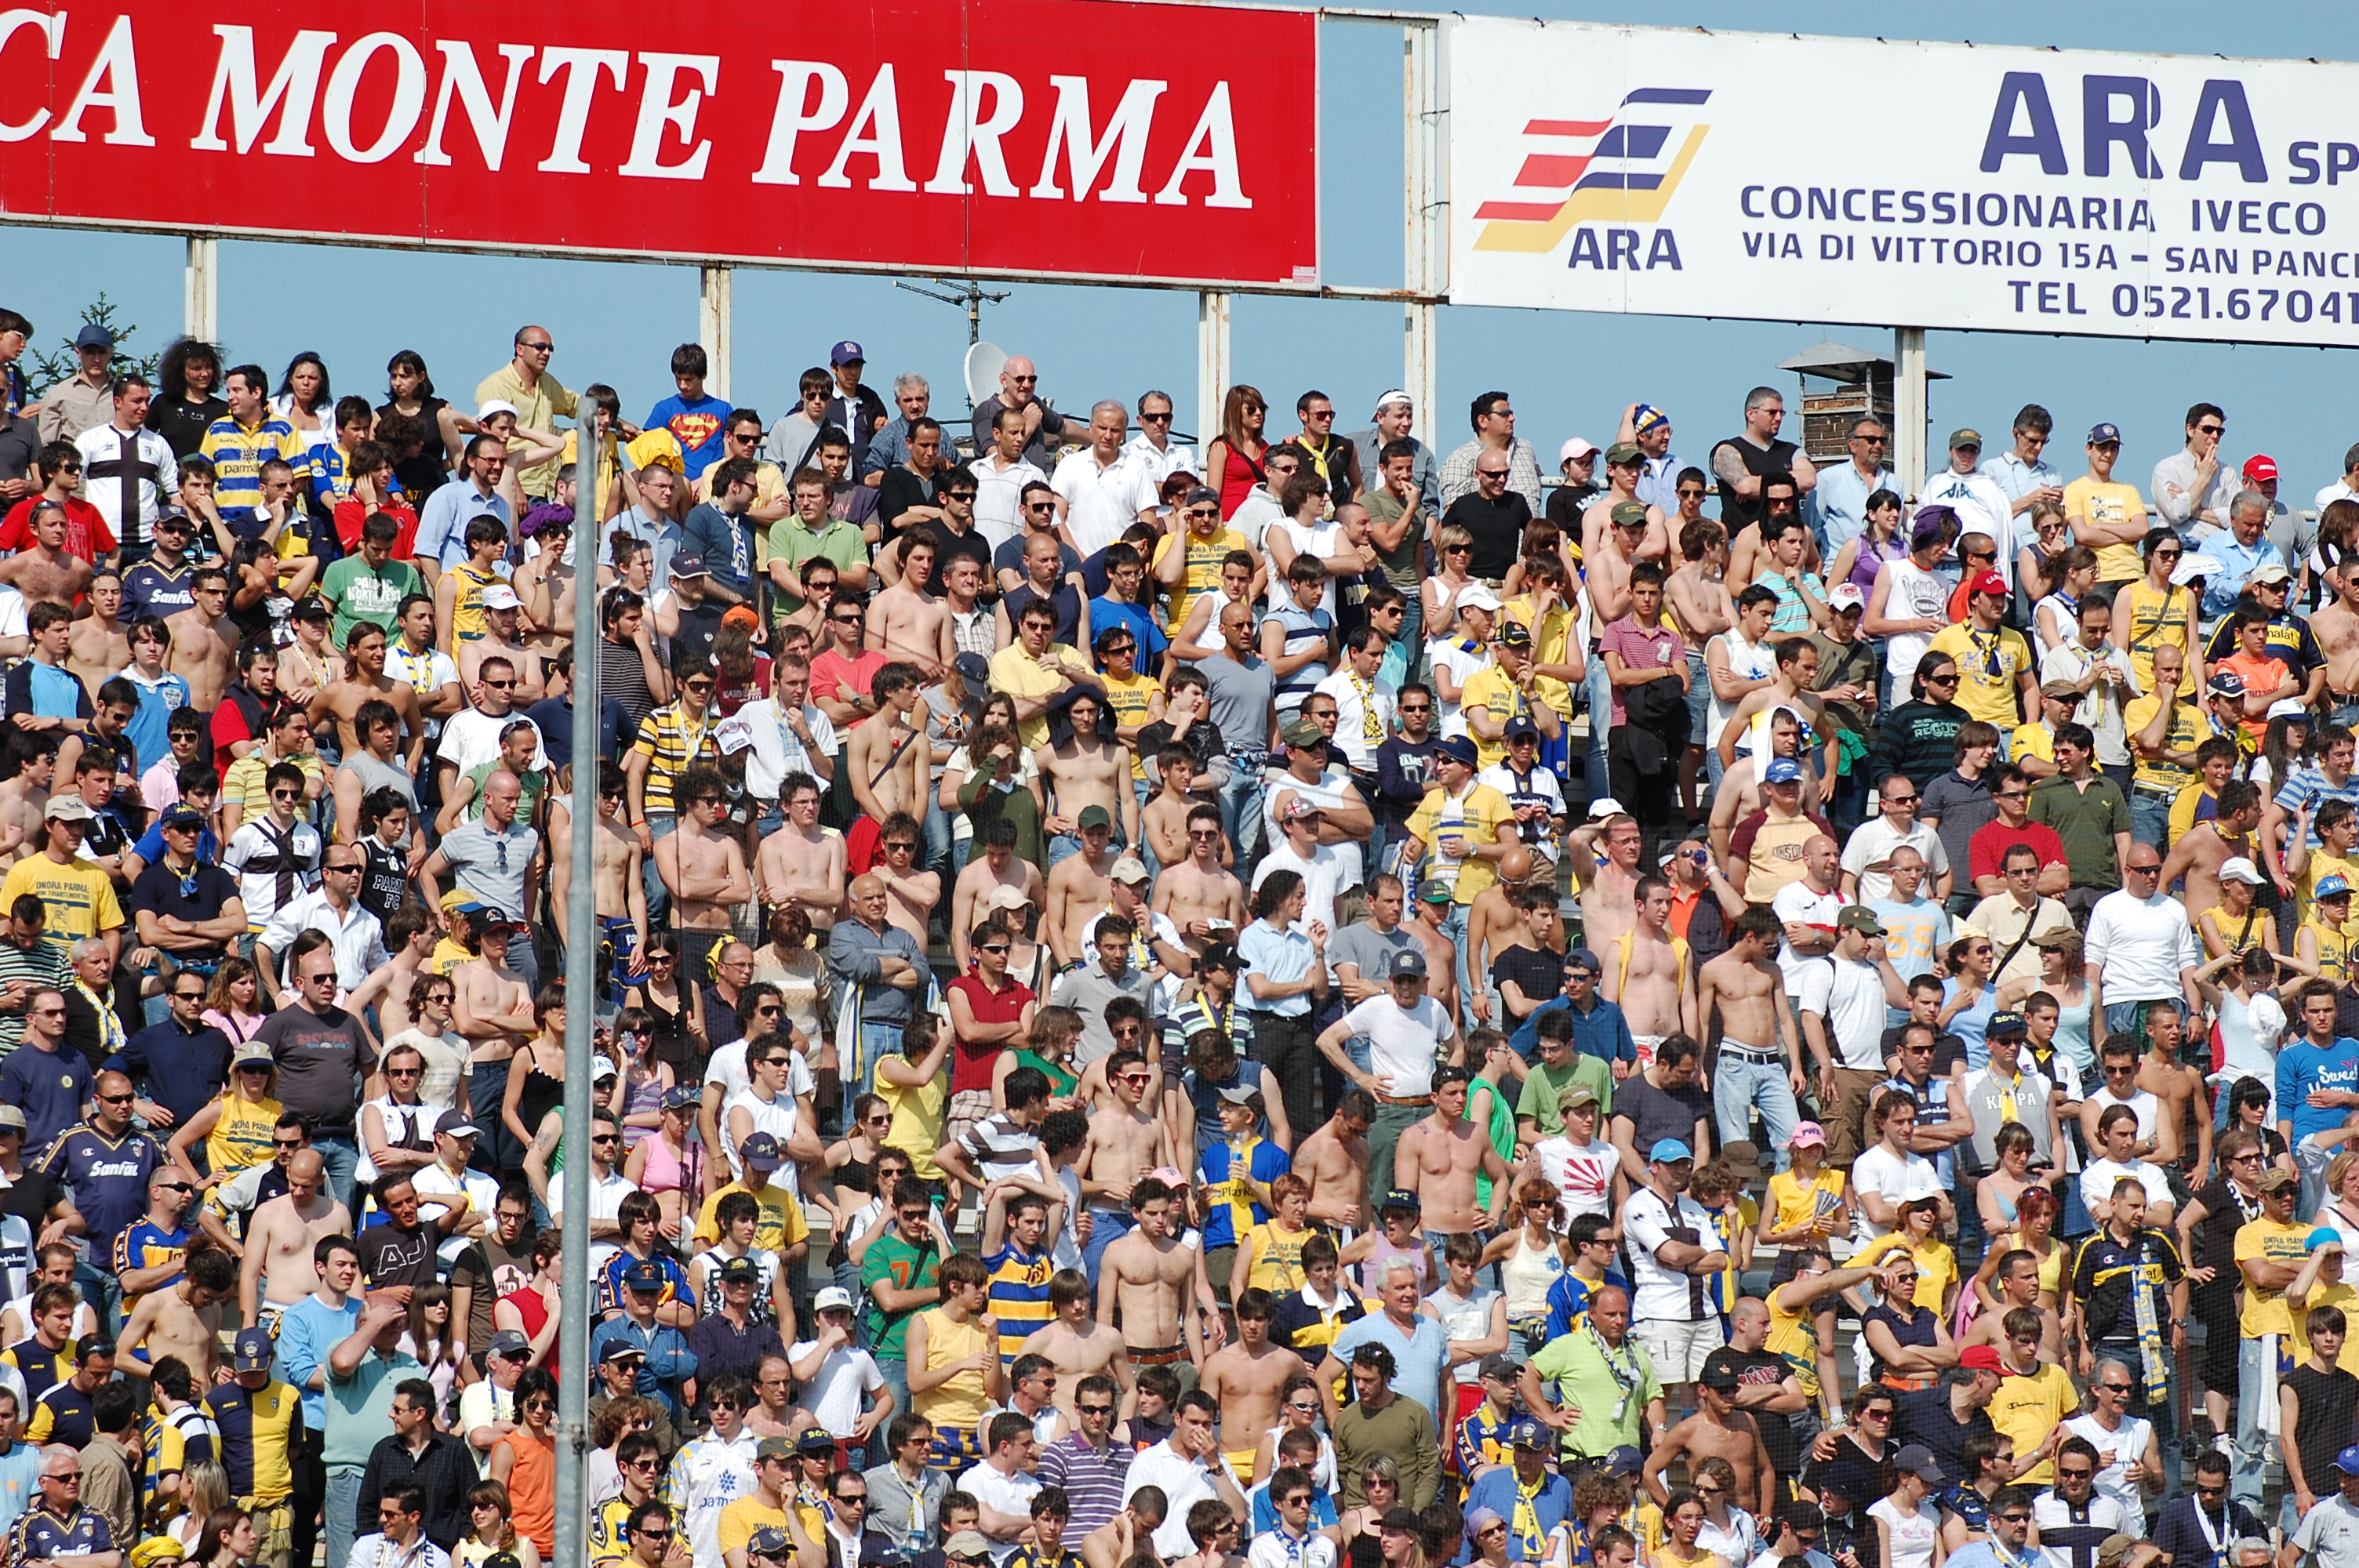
top-left (184, 237), bottom-right (217, 343)
top-left (700, 264), bottom-right (734, 399)
top-left (1198, 290), bottom-right (1231, 448)
top-left (551, 407), bottom-right (602, 1568)
top-left (1402, 21), bottom-right (1444, 440)
top-left (1894, 325), bottom-right (1928, 502)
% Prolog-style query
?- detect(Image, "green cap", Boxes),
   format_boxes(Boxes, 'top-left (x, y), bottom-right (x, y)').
top-left (1948, 427), bottom-right (1983, 450)
top-left (1603, 441), bottom-right (1644, 466)
top-left (1610, 500), bottom-right (1648, 528)
top-left (1280, 717), bottom-right (1325, 749)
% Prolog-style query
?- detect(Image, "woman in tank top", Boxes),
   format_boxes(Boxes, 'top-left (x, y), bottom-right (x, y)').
top-left (1830, 489), bottom-right (1908, 600)
top-left (2034, 543), bottom-right (2099, 654)
top-left (1998, 934), bottom-right (2096, 1090)
top-left (1345, 1201), bottom-right (1436, 1301)
top-left (485, 1370), bottom-right (558, 1557)
top-left (623, 932), bottom-right (702, 1073)
top-left (500, 1000), bottom-right (569, 1156)
top-left (623, 1086), bottom-right (700, 1238)
top-left (1971, 1184), bottom-right (2064, 1311)
top-left (168, 1049), bottom-right (283, 1183)
top-left (609, 1009), bottom-right (674, 1151)
top-left (1861, 1253), bottom-right (1951, 1391)
top-left (1420, 1236), bottom-right (1507, 1427)
top-left (201, 959), bottom-right (267, 1046)
top-left (1939, 933), bottom-right (2000, 1072)
top-left (1483, 1177), bottom-right (1572, 1353)
top-left (1201, 385), bottom-right (1269, 521)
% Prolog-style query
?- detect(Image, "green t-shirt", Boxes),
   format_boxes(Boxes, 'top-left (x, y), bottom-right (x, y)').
top-left (321, 555), bottom-right (424, 644)
top-left (1467, 1076), bottom-right (1516, 1209)
top-left (861, 1231), bottom-right (940, 1361)
top-left (767, 517), bottom-right (870, 622)
top-left (461, 759), bottom-right (549, 823)
top-left (1515, 1056), bottom-right (1612, 1139)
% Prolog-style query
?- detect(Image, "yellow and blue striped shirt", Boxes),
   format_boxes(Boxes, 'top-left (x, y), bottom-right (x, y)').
top-left (984, 1240), bottom-right (1054, 1363)
top-left (197, 416), bottom-right (308, 514)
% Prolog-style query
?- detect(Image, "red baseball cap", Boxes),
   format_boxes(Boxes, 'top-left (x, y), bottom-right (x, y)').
top-left (1958, 1345), bottom-right (2005, 1373)
top-left (1970, 569), bottom-right (2008, 598)
top-left (2245, 454), bottom-right (2280, 483)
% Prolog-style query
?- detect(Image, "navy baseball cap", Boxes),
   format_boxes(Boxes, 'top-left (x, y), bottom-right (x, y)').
top-left (623, 1259), bottom-right (667, 1293)
top-left (830, 340), bottom-right (864, 365)
top-left (232, 1327), bottom-right (274, 1370)
top-left (2088, 423), bottom-right (2121, 445)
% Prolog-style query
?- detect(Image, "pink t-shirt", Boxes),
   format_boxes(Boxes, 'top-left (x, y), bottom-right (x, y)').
top-left (1597, 614), bottom-right (1686, 726)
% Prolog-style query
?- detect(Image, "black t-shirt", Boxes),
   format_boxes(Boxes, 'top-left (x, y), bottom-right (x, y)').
top-left (1610, 1072), bottom-right (1710, 1156)
top-left (1490, 944), bottom-right (1565, 1022)
top-left (875, 466), bottom-right (940, 551)
top-left (671, 600), bottom-right (723, 670)
top-left (2290, 1362), bottom-right (2359, 1494)
top-left (1442, 491), bottom-right (1534, 581)
top-left (1720, 1345), bottom-right (1801, 1476)
top-left (1890, 1384), bottom-right (1995, 1481)
top-left (362, 1218), bottom-right (440, 1292)
top-left (904, 516), bottom-right (994, 594)
top-left (147, 395), bottom-right (227, 461)
top-left (1545, 484), bottom-right (1597, 538)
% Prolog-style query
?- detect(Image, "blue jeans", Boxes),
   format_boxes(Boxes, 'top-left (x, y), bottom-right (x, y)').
top-left (1397, 591), bottom-right (1425, 688)
top-left (1082, 1206), bottom-right (1136, 1279)
top-left (1219, 763), bottom-right (1266, 866)
top-left (74, 1255), bottom-right (120, 1336)
top-left (878, 1357), bottom-right (911, 1431)
top-left (324, 1465), bottom-right (365, 1568)
top-left (1444, 904), bottom-right (1474, 1036)
top-left (854, 1021), bottom-right (905, 1102)
top-left (1712, 1052), bottom-right (1798, 1168)
top-left (2131, 788), bottom-right (2172, 848)
top-left (642, 811), bottom-right (677, 924)
top-left (1583, 657), bottom-right (1614, 808)
top-left (921, 798), bottom-right (953, 878)
top-left (313, 1132), bottom-right (361, 1218)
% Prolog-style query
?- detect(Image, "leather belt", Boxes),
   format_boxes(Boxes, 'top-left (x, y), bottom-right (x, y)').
top-left (1719, 1043), bottom-right (1785, 1065)
top-left (1374, 1092), bottom-right (1433, 1107)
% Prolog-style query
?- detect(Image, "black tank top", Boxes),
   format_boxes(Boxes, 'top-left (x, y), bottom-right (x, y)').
top-left (1712, 434), bottom-right (1799, 533)
top-left (359, 838), bottom-right (412, 924)
top-left (516, 1045), bottom-right (565, 1135)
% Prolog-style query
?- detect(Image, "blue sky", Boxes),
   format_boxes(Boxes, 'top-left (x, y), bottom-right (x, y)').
top-left (9, 2), bottom-right (2359, 497)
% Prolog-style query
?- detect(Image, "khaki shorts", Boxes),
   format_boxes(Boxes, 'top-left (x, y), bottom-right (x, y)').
top-left (1630, 1316), bottom-right (1726, 1383)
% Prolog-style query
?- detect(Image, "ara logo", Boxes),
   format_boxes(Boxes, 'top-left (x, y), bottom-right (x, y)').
top-left (1473, 87), bottom-right (1710, 254)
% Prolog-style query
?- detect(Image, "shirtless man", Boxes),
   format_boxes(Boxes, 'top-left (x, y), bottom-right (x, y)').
top-left (238, 1149), bottom-right (352, 1330)
top-left (1641, 1348), bottom-right (1776, 1519)
top-left (450, 909), bottom-right (536, 1166)
top-left (1292, 1091), bottom-right (1373, 1236)
top-left (308, 621), bottom-right (427, 769)
top-left (0, 501), bottom-right (94, 608)
top-left (1407, 888), bottom-right (1461, 1027)
top-left (1096, 1175), bottom-right (1207, 1372)
top-left (758, 772), bottom-right (845, 927)
top-left (845, 663), bottom-right (932, 833)
top-left (0, 741), bottom-right (54, 871)
top-left (1466, 848), bottom-right (1549, 1022)
top-left (1038, 691), bottom-right (1137, 850)
top-left (1667, 521), bottom-right (1736, 822)
top-left (1149, 800), bottom-right (1241, 942)
top-left (865, 536), bottom-right (951, 679)
top-left (1197, 1292), bottom-right (1307, 1483)
top-left (551, 763), bottom-right (646, 965)
top-left (118, 1240), bottom-right (235, 1384)
top-left (1075, 1048), bottom-right (1179, 1270)
top-left (1045, 809), bottom-right (1120, 971)
top-left (946, 819), bottom-right (1045, 972)
top-left (1960, 1253), bottom-right (2065, 1363)
top-left (1567, 811), bottom-right (1646, 963)
top-left (1601, 875), bottom-right (1698, 1051)
top-left (1580, 502), bottom-right (1650, 638)
top-left (1020, 1274), bottom-right (1135, 1420)
top-left (2135, 1003), bottom-right (2212, 1180)
top-left (1694, 907), bottom-right (1807, 1134)
top-left (2315, 561), bottom-right (2359, 711)
top-left (1715, 641), bottom-right (1830, 775)
top-left (1582, 445), bottom-right (1671, 571)
top-left (511, 513), bottom-right (576, 654)
top-left (1390, 1067), bottom-right (1510, 1240)
top-left (66, 572), bottom-right (130, 701)
top-left (164, 568), bottom-right (239, 717)
top-left (2157, 779), bottom-right (2262, 929)
top-left (657, 766), bottom-right (753, 968)
top-left (872, 813), bottom-right (940, 949)
top-left (347, 915), bottom-right (441, 1048)
top-left (1707, 710), bottom-right (1825, 863)
top-left (460, 589), bottom-right (549, 701)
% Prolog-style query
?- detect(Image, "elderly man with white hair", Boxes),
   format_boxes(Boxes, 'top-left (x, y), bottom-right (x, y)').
top-left (1318, 1251), bottom-right (1452, 1428)
top-left (863, 372), bottom-right (939, 477)
top-left (14, 1443), bottom-right (122, 1568)
top-left (1050, 400), bottom-right (1159, 557)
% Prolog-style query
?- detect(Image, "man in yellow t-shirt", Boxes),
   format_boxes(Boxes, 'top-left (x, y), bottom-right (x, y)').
top-left (1459, 625), bottom-right (1567, 771)
top-left (1401, 736), bottom-right (1514, 911)
top-left (1151, 494), bottom-right (1248, 634)
top-left (2123, 646), bottom-right (2205, 812)
top-left (2063, 422), bottom-right (2149, 587)
top-left (987, 597), bottom-right (1096, 752)
top-left (2010, 684), bottom-right (2078, 777)
top-left (715, 1443), bottom-right (797, 1568)
top-left (1093, 631), bottom-right (1165, 782)
top-left (1922, 572), bottom-right (2037, 728)
top-left (2295, 797), bottom-right (2359, 936)
top-left (0, 799), bottom-right (124, 956)
top-left (2235, 1170), bottom-right (2312, 1348)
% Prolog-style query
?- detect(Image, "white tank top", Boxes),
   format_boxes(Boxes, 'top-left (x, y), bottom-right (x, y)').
top-left (1498, 1230), bottom-right (1567, 1320)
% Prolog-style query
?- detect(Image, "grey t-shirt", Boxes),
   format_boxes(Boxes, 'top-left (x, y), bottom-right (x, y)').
top-left (1612, 1071), bottom-right (1710, 1157)
top-left (1328, 922), bottom-right (1416, 988)
top-left (1051, 964), bottom-right (1158, 1065)
top-left (1198, 652), bottom-right (1276, 756)
top-left (436, 817), bottom-right (538, 918)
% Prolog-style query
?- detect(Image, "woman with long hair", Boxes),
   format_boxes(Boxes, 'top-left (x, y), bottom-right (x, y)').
top-left (2121, 528), bottom-right (2198, 699)
top-left (1336, 1456), bottom-right (1405, 1565)
top-left (2018, 502), bottom-right (2077, 630)
top-left (2229, 1076), bottom-right (2295, 1174)
top-left (1868, 1451), bottom-right (1945, 1568)
top-left (378, 348), bottom-right (467, 473)
top-left (1249, 1376), bottom-right (1336, 1495)
top-left (1688, 1456), bottom-right (1760, 1568)
top-left (996, 1003), bottom-right (1080, 1109)
top-left (151, 338), bottom-right (227, 458)
top-left (1973, 1122), bottom-right (2052, 1239)
top-left (1423, 521), bottom-right (1480, 664)
top-left (752, 904), bottom-right (832, 1078)
top-left (2254, 707), bottom-right (2317, 796)
top-left (623, 931), bottom-right (701, 1072)
top-left (400, 1281), bottom-right (465, 1414)
top-left (1830, 488), bottom-right (1910, 601)
top-left (1479, 1176), bottom-right (1572, 1359)
top-left (459, 1479), bottom-right (541, 1568)
top-left (500, 985), bottom-right (571, 1159)
top-left (166, 1037), bottom-right (282, 1187)
top-left (1648, 1489), bottom-right (1724, 1568)
top-left (202, 958), bottom-right (267, 1044)
top-left (1202, 384), bottom-right (1269, 521)
top-left (198, 1504), bottom-right (259, 1568)
top-left (486, 1369), bottom-right (558, 1557)
top-left (2034, 540), bottom-right (2099, 653)
top-left (169, 1464), bottom-right (233, 1553)
top-left (609, 1006), bottom-right (675, 1149)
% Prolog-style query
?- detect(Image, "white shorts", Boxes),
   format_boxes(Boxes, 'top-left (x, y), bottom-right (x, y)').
top-left (1630, 1315), bottom-right (1726, 1383)
top-left (1632, 1033), bottom-right (1667, 1073)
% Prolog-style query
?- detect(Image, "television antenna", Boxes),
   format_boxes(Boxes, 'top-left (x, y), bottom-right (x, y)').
top-left (896, 277), bottom-right (1012, 411)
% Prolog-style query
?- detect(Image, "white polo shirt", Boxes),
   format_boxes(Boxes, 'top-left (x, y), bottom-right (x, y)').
top-left (1051, 448), bottom-right (1156, 557)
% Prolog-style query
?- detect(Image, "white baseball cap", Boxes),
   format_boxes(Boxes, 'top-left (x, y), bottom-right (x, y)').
top-left (1457, 585), bottom-right (1503, 613)
top-left (2219, 856), bottom-right (2266, 887)
top-left (477, 399), bottom-right (521, 421)
top-left (1826, 583), bottom-right (1866, 612)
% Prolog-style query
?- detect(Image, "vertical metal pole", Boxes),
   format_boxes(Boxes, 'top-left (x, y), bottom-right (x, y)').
top-left (184, 237), bottom-right (217, 342)
top-left (700, 265), bottom-right (734, 401)
top-left (552, 398), bottom-right (602, 1568)
top-left (1197, 291), bottom-right (1231, 450)
top-left (1402, 22), bottom-right (1444, 442)
top-left (1894, 326), bottom-right (1928, 502)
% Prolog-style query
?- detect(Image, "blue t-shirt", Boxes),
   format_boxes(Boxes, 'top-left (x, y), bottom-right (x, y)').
top-left (36, 1123), bottom-right (159, 1255)
top-left (24, 662), bottom-right (83, 721)
top-left (122, 559), bottom-right (198, 623)
top-left (9, 1503), bottom-right (111, 1563)
top-left (0, 1047), bottom-right (91, 1161)
top-left (1087, 596), bottom-right (1170, 663)
top-left (1249, 1484), bottom-right (1338, 1537)
top-left (273, 1293), bottom-right (361, 1428)
top-left (125, 670), bottom-right (191, 774)
top-left (645, 393), bottom-right (733, 479)
top-left (0, 1440), bottom-right (41, 1534)
top-left (1329, 1311), bottom-right (1452, 1428)
top-left (2280, 1035), bottom-right (2359, 1144)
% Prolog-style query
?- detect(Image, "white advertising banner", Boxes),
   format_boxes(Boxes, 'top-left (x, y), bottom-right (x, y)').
top-left (1448, 19), bottom-right (2359, 347)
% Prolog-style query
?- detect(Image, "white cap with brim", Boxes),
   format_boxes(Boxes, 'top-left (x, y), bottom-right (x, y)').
top-left (1456, 585), bottom-right (1503, 614)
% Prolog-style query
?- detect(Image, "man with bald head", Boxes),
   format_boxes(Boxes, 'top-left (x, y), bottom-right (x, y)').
top-left (475, 325), bottom-right (575, 503)
top-left (238, 1149), bottom-right (351, 1331)
top-left (970, 355), bottom-right (1078, 473)
top-left (1467, 844), bottom-right (1550, 1025)
top-left (1051, 400), bottom-right (1158, 559)
top-left (422, 765), bottom-right (541, 986)
top-left (825, 874), bottom-right (928, 1098)
top-left (37, 1062), bottom-right (162, 1332)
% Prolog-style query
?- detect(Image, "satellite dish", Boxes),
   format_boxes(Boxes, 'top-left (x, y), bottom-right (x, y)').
top-left (965, 341), bottom-right (1009, 408)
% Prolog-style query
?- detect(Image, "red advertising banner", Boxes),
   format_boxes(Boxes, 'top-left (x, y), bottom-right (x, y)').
top-left (0, 0), bottom-right (1321, 289)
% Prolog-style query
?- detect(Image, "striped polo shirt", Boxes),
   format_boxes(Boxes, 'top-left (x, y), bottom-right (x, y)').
top-left (197, 416), bottom-right (307, 514)
top-left (630, 702), bottom-right (720, 818)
